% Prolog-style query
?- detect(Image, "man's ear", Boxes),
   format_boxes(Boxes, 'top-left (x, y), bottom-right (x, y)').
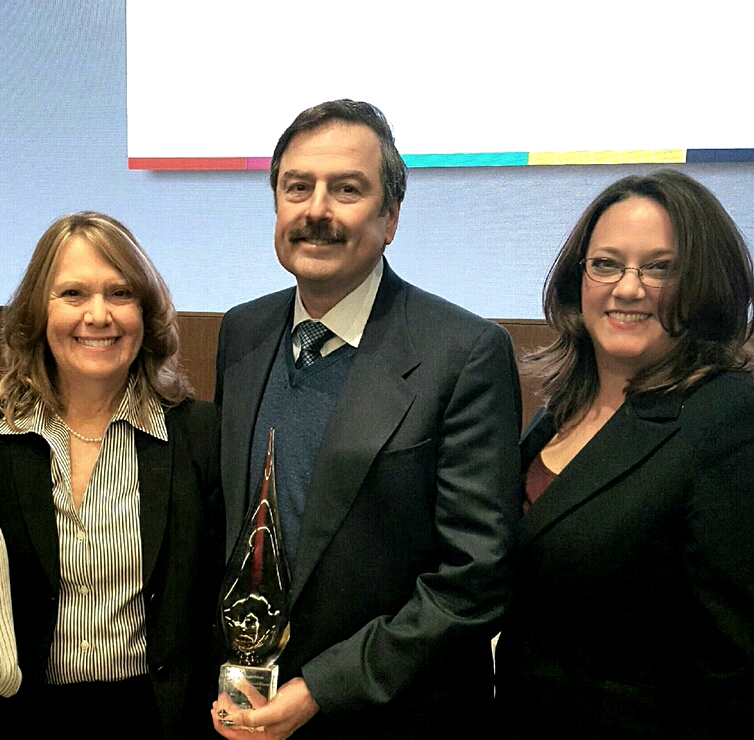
top-left (383, 202), bottom-right (400, 245)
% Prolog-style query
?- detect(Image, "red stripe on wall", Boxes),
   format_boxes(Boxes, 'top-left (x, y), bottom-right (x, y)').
top-left (127, 157), bottom-right (249, 170)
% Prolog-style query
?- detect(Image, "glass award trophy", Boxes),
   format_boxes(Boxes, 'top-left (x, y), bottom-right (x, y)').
top-left (218, 428), bottom-right (291, 705)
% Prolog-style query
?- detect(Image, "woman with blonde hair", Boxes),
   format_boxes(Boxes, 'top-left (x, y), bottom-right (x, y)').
top-left (0, 212), bottom-right (224, 738)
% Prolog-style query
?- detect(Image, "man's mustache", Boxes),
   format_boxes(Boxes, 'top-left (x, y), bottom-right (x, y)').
top-left (288, 223), bottom-right (347, 243)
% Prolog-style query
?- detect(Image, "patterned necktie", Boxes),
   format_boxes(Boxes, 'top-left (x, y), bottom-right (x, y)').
top-left (295, 320), bottom-right (335, 369)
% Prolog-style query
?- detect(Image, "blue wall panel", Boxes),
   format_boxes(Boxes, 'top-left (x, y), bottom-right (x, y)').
top-left (2, 0), bottom-right (752, 318)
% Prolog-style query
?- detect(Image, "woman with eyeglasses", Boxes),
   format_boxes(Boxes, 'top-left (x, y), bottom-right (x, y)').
top-left (495, 170), bottom-right (754, 738)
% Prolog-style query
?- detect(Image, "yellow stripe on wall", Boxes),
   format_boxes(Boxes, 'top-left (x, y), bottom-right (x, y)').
top-left (528, 150), bottom-right (686, 165)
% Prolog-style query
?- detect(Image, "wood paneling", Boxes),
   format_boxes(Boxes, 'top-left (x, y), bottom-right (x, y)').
top-left (176, 312), bottom-right (223, 402)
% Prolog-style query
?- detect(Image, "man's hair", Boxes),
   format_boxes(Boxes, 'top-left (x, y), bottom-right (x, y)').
top-left (269, 99), bottom-right (408, 213)
top-left (1, 211), bottom-right (192, 426)
top-left (526, 169), bottom-right (754, 429)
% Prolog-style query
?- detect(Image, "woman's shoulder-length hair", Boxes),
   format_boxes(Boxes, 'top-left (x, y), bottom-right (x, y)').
top-left (527, 169), bottom-right (754, 429)
top-left (1, 211), bottom-right (192, 425)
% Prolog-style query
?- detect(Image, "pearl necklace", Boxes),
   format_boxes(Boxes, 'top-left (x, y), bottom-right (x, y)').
top-left (56, 415), bottom-right (103, 443)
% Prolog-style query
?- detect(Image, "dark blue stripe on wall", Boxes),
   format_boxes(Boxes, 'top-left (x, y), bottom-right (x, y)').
top-left (686, 149), bottom-right (754, 163)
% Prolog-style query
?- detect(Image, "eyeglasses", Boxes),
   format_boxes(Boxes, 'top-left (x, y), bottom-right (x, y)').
top-left (581, 257), bottom-right (676, 288)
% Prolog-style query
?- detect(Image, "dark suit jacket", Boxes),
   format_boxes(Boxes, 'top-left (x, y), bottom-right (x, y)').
top-left (215, 263), bottom-right (522, 737)
top-left (0, 399), bottom-right (225, 739)
top-left (495, 371), bottom-right (754, 738)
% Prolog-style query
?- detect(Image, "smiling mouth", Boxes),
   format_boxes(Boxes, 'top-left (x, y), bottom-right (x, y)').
top-left (294, 238), bottom-right (342, 245)
top-left (606, 311), bottom-right (650, 323)
top-left (76, 338), bottom-right (118, 347)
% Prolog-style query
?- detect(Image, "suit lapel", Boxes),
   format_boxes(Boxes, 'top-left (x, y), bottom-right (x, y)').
top-left (136, 428), bottom-right (172, 588)
top-left (221, 295), bottom-right (293, 556)
top-left (10, 435), bottom-right (60, 592)
top-left (292, 266), bottom-right (420, 603)
top-left (519, 393), bottom-right (683, 550)
top-left (8, 429), bottom-right (176, 593)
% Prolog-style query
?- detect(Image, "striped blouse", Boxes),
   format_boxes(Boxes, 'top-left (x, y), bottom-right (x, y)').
top-left (0, 380), bottom-right (167, 684)
top-left (0, 526), bottom-right (22, 697)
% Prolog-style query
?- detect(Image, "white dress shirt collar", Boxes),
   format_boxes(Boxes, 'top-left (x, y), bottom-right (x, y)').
top-left (292, 257), bottom-right (384, 354)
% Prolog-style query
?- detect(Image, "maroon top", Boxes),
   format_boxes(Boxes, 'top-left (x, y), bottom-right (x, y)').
top-left (523, 452), bottom-right (557, 513)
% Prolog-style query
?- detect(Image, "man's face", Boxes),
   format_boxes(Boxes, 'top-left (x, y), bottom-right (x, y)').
top-left (274, 121), bottom-right (399, 317)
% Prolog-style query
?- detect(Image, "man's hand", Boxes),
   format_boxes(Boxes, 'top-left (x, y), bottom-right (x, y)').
top-left (212, 677), bottom-right (320, 739)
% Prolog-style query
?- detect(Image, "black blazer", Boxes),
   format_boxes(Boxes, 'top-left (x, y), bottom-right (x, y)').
top-left (496, 371), bottom-right (754, 738)
top-left (0, 399), bottom-right (225, 739)
top-left (215, 263), bottom-right (522, 738)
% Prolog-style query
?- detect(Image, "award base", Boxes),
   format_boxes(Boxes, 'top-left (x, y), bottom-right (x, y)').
top-left (219, 662), bottom-right (279, 706)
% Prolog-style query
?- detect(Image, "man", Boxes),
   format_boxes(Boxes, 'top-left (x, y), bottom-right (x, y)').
top-left (213, 100), bottom-right (521, 739)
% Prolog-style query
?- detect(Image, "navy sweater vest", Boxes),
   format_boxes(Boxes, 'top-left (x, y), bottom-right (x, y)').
top-left (248, 330), bottom-right (355, 566)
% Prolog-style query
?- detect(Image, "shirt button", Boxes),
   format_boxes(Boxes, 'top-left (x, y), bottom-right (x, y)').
top-left (76, 530), bottom-right (86, 541)
top-left (78, 585), bottom-right (90, 595)
top-left (80, 640), bottom-right (90, 652)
